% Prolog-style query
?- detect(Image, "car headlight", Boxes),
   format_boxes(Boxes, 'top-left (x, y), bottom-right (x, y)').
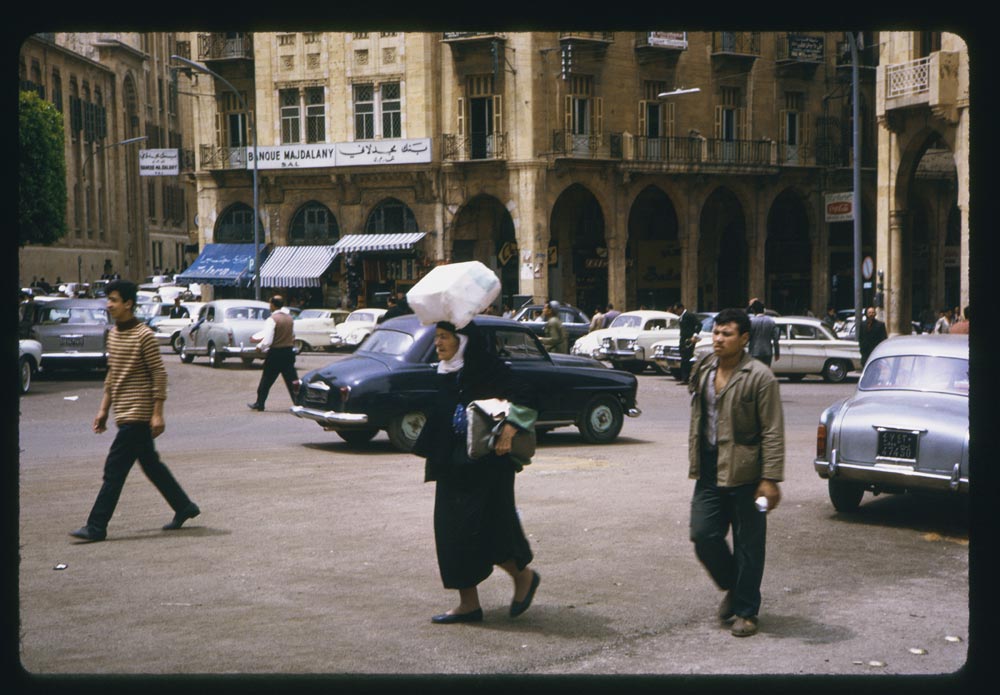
top-left (627, 339), bottom-right (637, 350)
top-left (653, 345), bottom-right (665, 357)
top-left (601, 337), bottom-right (612, 348)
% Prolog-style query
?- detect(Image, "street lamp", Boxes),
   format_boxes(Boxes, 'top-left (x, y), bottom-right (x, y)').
top-left (82, 134), bottom-right (148, 175)
top-left (170, 54), bottom-right (261, 301)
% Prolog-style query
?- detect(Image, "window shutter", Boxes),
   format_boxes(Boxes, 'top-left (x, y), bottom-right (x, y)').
top-left (666, 101), bottom-right (675, 138)
top-left (214, 111), bottom-right (222, 148)
top-left (457, 97), bottom-right (465, 136)
top-left (801, 112), bottom-right (812, 145)
top-left (638, 100), bottom-right (647, 135)
top-left (493, 94), bottom-right (502, 137)
top-left (736, 107), bottom-right (747, 140)
top-left (779, 109), bottom-right (788, 144)
top-left (70, 96), bottom-right (82, 133)
top-left (565, 95), bottom-right (573, 133)
top-left (713, 105), bottom-right (723, 139)
top-left (595, 97), bottom-right (603, 140)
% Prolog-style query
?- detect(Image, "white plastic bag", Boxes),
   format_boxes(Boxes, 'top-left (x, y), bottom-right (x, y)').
top-left (406, 261), bottom-right (501, 328)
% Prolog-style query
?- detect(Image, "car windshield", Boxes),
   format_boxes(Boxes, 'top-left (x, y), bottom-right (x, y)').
top-left (859, 355), bottom-right (969, 396)
top-left (610, 315), bottom-right (642, 329)
top-left (224, 307), bottom-right (270, 320)
top-left (347, 312), bottom-right (375, 323)
top-left (359, 329), bottom-right (414, 356)
top-left (298, 310), bottom-right (326, 319)
top-left (39, 306), bottom-right (109, 324)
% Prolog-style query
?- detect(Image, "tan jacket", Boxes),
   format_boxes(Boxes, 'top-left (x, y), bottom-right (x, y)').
top-left (687, 350), bottom-right (785, 486)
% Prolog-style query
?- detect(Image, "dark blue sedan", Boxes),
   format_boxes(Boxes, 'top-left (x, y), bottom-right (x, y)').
top-left (290, 314), bottom-right (642, 451)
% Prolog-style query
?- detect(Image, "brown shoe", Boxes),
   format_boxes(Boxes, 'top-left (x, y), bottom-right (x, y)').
top-left (731, 616), bottom-right (759, 637)
top-left (717, 591), bottom-right (735, 621)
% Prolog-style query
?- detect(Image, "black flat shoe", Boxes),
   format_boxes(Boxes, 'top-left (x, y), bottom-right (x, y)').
top-left (510, 571), bottom-right (540, 618)
top-left (247, 402), bottom-right (264, 411)
top-left (163, 503), bottom-right (200, 530)
top-left (69, 526), bottom-right (106, 542)
top-left (431, 608), bottom-right (483, 624)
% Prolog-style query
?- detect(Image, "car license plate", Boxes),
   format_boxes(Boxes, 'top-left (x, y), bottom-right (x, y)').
top-left (877, 429), bottom-right (918, 461)
top-left (60, 335), bottom-right (84, 347)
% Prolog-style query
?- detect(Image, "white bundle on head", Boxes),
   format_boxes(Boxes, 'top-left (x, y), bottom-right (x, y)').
top-left (406, 261), bottom-right (501, 329)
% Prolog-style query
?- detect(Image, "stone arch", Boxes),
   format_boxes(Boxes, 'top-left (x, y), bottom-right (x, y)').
top-left (215, 202), bottom-right (261, 243)
top-left (549, 183), bottom-right (606, 310)
top-left (626, 185), bottom-right (680, 310)
top-left (364, 197), bottom-right (418, 234)
top-left (765, 188), bottom-right (812, 314)
top-left (698, 186), bottom-right (748, 311)
top-left (288, 200), bottom-right (339, 245)
top-left (450, 194), bottom-right (518, 308)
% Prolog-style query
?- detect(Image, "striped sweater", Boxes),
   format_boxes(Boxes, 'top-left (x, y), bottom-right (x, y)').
top-left (104, 319), bottom-right (167, 424)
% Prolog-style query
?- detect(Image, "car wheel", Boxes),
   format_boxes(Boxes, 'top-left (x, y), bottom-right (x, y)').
top-left (386, 411), bottom-right (427, 452)
top-left (19, 356), bottom-right (32, 394)
top-left (822, 359), bottom-right (849, 383)
top-left (170, 333), bottom-right (183, 354)
top-left (178, 338), bottom-right (194, 364)
top-left (337, 428), bottom-right (379, 446)
top-left (241, 358), bottom-right (255, 367)
top-left (208, 343), bottom-right (223, 368)
top-left (293, 339), bottom-right (308, 353)
top-left (650, 362), bottom-right (669, 375)
top-left (786, 374), bottom-right (805, 382)
top-left (828, 478), bottom-right (865, 512)
top-left (578, 395), bottom-right (624, 444)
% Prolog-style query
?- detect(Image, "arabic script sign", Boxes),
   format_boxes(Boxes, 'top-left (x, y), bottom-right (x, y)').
top-left (245, 138), bottom-right (432, 170)
top-left (139, 149), bottom-right (179, 176)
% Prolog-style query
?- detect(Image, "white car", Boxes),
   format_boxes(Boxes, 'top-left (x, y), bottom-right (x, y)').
top-left (176, 299), bottom-right (272, 367)
top-left (329, 308), bottom-right (388, 350)
top-left (19, 339), bottom-right (43, 393)
top-left (570, 310), bottom-right (679, 373)
top-left (293, 308), bottom-right (351, 352)
top-left (150, 302), bottom-right (205, 352)
top-left (687, 315), bottom-right (862, 383)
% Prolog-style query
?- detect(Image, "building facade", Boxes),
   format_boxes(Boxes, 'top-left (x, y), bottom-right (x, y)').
top-left (875, 31), bottom-right (969, 335)
top-left (18, 33), bottom-right (197, 288)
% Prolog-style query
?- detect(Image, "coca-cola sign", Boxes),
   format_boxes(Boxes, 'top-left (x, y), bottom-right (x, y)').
top-left (825, 192), bottom-right (854, 222)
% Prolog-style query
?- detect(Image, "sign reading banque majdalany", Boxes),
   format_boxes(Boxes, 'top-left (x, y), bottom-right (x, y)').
top-left (246, 138), bottom-right (432, 170)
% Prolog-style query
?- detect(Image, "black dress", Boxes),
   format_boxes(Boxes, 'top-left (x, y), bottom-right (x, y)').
top-left (412, 321), bottom-right (536, 590)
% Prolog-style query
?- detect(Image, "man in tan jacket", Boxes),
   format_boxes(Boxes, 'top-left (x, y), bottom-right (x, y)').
top-left (687, 307), bottom-right (785, 637)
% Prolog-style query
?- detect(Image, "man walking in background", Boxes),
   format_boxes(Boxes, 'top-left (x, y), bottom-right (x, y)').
top-left (248, 295), bottom-right (298, 411)
top-left (675, 302), bottom-right (702, 385)
top-left (747, 299), bottom-right (780, 367)
top-left (70, 279), bottom-right (200, 542)
top-left (857, 306), bottom-right (888, 366)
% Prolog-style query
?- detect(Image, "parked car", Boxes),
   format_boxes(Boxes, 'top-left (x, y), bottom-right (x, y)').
top-left (150, 302), bottom-right (205, 352)
top-left (293, 308), bottom-right (351, 352)
top-left (175, 299), bottom-right (272, 367)
top-left (570, 310), bottom-right (679, 373)
top-left (19, 339), bottom-right (43, 393)
top-left (329, 308), bottom-right (387, 350)
top-left (684, 315), bottom-right (862, 383)
top-left (813, 334), bottom-right (969, 512)
top-left (650, 312), bottom-right (717, 379)
top-left (512, 302), bottom-right (591, 350)
top-left (23, 298), bottom-right (110, 371)
top-left (837, 314), bottom-right (923, 340)
top-left (290, 314), bottom-right (642, 452)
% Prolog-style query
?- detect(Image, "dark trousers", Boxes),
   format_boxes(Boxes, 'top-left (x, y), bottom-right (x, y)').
top-left (690, 450), bottom-right (767, 618)
top-left (752, 354), bottom-right (772, 367)
top-left (679, 346), bottom-right (694, 383)
top-left (255, 346), bottom-right (297, 407)
top-left (87, 422), bottom-right (193, 532)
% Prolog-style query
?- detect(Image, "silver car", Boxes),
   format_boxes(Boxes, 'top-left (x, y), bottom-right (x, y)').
top-left (19, 339), bottom-right (43, 393)
top-left (23, 298), bottom-right (110, 371)
top-left (176, 299), bottom-right (272, 368)
top-left (813, 334), bottom-right (969, 512)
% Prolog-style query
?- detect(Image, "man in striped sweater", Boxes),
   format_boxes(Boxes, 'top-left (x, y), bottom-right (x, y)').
top-left (70, 280), bottom-right (200, 542)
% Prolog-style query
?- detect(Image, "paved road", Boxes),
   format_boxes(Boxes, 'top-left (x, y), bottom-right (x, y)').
top-left (16, 347), bottom-right (972, 684)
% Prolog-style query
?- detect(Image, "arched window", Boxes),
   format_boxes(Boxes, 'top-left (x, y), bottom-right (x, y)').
top-left (215, 203), bottom-right (258, 243)
top-left (289, 201), bottom-right (339, 244)
top-left (365, 198), bottom-right (418, 234)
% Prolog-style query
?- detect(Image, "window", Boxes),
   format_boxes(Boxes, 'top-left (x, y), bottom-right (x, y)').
top-left (147, 180), bottom-right (157, 221)
top-left (216, 204), bottom-right (256, 243)
top-left (280, 88), bottom-right (300, 143)
top-left (365, 198), bottom-right (417, 234)
top-left (52, 69), bottom-right (62, 112)
top-left (353, 82), bottom-right (401, 140)
top-left (305, 87), bottom-right (325, 142)
top-left (494, 329), bottom-right (546, 361)
top-left (780, 92), bottom-right (810, 164)
top-left (289, 202), bottom-right (339, 244)
top-left (564, 75), bottom-right (602, 154)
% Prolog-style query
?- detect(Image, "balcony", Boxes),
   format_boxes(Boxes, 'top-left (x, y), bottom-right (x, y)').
top-left (197, 33), bottom-right (254, 62)
top-left (559, 32), bottom-right (614, 43)
top-left (882, 51), bottom-right (961, 123)
top-left (442, 133), bottom-right (507, 162)
top-left (635, 31), bottom-right (687, 51)
top-left (711, 32), bottom-right (760, 58)
top-left (199, 144), bottom-right (247, 171)
top-left (835, 39), bottom-right (879, 71)
top-left (623, 135), bottom-right (777, 171)
top-left (552, 131), bottom-right (620, 160)
top-left (442, 32), bottom-right (506, 43)
top-left (179, 148), bottom-right (196, 173)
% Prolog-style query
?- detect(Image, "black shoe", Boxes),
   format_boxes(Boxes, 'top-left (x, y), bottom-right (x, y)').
top-left (163, 503), bottom-right (200, 531)
top-left (510, 571), bottom-right (540, 618)
top-left (431, 608), bottom-right (483, 624)
top-left (247, 402), bottom-right (264, 411)
top-left (69, 526), bottom-right (106, 542)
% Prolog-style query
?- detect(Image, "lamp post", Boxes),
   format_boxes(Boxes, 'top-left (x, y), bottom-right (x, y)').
top-left (847, 32), bottom-right (863, 332)
top-left (170, 54), bottom-right (260, 301)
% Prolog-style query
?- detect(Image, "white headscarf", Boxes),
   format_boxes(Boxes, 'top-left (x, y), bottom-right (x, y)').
top-left (436, 332), bottom-right (469, 374)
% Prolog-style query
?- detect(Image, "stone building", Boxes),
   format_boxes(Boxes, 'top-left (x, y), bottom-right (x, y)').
top-left (875, 31), bottom-right (969, 334)
top-left (18, 32), bottom-right (197, 288)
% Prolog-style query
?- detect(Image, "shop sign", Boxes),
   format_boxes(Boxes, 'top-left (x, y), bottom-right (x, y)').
top-left (245, 138), bottom-right (432, 170)
top-left (139, 148), bottom-right (179, 176)
top-left (645, 32), bottom-right (687, 49)
top-left (825, 192), bottom-right (854, 222)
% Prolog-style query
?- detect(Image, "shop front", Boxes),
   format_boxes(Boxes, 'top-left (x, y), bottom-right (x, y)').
top-left (329, 232), bottom-right (429, 309)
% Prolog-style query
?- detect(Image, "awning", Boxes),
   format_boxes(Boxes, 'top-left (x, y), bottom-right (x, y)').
top-left (330, 232), bottom-right (428, 255)
top-left (259, 245), bottom-right (338, 288)
top-left (175, 244), bottom-right (262, 287)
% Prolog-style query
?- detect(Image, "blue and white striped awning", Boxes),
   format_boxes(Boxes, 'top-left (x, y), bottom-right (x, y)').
top-left (330, 232), bottom-right (427, 254)
top-left (259, 245), bottom-right (339, 288)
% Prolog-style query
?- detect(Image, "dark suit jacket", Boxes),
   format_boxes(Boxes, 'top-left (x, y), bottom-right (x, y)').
top-left (678, 311), bottom-right (701, 355)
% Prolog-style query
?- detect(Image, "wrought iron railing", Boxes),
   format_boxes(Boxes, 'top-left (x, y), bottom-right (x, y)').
top-left (199, 144), bottom-right (247, 170)
top-left (442, 133), bottom-right (507, 161)
top-left (630, 135), bottom-right (774, 166)
top-left (552, 131), bottom-right (621, 159)
top-left (442, 32), bottom-right (506, 41)
top-left (559, 31), bottom-right (614, 42)
top-left (710, 32), bottom-right (761, 56)
top-left (886, 56), bottom-right (930, 98)
top-left (198, 33), bottom-right (254, 61)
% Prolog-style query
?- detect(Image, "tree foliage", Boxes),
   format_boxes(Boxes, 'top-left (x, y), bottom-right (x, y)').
top-left (19, 90), bottom-right (67, 246)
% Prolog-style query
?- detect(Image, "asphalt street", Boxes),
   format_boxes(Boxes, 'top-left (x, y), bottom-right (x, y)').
top-left (14, 346), bottom-right (974, 689)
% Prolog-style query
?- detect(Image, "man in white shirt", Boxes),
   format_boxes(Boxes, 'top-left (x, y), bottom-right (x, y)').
top-left (247, 295), bottom-right (297, 411)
